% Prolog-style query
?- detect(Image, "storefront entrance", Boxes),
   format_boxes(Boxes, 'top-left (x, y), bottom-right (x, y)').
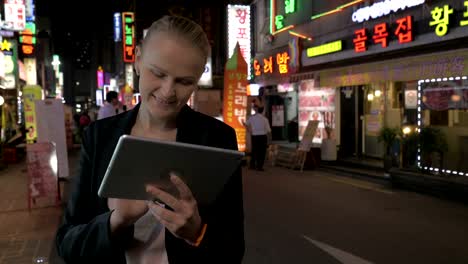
top-left (340, 86), bottom-right (364, 158)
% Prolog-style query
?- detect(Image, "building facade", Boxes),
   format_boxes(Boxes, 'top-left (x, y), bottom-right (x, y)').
top-left (252, 0), bottom-right (468, 175)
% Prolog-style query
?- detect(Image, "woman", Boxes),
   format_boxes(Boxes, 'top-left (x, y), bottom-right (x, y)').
top-left (56, 16), bottom-right (245, 263)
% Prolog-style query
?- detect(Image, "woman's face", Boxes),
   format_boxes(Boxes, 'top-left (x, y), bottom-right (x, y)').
top-left (135, 32), bottom-right (206, 121)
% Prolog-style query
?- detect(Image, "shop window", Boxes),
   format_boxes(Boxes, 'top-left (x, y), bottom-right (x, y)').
top-left (429, 110), bottom-right (448, 126)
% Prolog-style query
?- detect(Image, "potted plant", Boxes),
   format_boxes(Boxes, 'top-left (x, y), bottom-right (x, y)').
top-left (419, 127), bottom-right (448, 170)
top-left (321, 125), bottom-right (337, 161)
top-left (378, 127), bottom-right (399, 172)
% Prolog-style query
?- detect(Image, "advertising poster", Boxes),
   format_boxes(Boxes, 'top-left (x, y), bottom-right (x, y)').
top-left (223, 44), bottom-right (248, 151)
top-left (272, 105), bottom-right (284, 127)
top-left (35, 99), bottom-right (70, 179)
top-left (23, 85), bottom-right (42, 143)
top-left (26, 142), bottom-right (59, 208)
top-left (298, 80), bottom-right (336, 143)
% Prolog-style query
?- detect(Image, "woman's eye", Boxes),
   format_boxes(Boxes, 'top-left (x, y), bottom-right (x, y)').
top-left (152, 71), bottom-right (165, 78)
top-left (179, 80), bottom-right (194, 86)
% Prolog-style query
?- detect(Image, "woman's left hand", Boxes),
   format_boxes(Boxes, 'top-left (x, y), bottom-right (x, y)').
top-left (146, 173), bottom-right (203, 244)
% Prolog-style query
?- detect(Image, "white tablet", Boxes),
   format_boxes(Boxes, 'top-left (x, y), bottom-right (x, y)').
top-left (98, 135), bottom-right (244, 206)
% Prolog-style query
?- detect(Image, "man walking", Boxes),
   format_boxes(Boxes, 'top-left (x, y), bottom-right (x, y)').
top-left (246, 106), bottom-right (271, 171)
top-left (97, 91), bottom-right (124, 120)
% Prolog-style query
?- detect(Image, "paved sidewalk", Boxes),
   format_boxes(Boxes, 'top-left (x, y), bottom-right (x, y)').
top-left (0, 149), bottom-right (80, 264)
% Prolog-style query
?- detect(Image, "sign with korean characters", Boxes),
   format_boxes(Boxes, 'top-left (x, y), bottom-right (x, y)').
top-left (227, 5), bottom-right (251, 79)
top-left (122, 12), bottom-right (135, 63)
top-left (253, 49), bottom-right (291, 79)
top-left (4, 0), bottom-right (26, 31)
top-left (429, 3), bottom-right (468, 37)
top-left (23, 85), bottom-right (42, 143)
top-left (223, 44), bottom-right (248, 152)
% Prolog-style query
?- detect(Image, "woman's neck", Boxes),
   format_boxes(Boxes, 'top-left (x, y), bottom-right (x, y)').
top-left (135, 108), bottom-right (177, 135)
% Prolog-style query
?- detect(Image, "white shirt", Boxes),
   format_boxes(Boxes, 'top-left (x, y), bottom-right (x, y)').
top-left (125, 210), bottom-right (168, 264)
top-left (97, 103), bottom-right (122, 120)
top-left (246, 113), bottom-right (271, 136)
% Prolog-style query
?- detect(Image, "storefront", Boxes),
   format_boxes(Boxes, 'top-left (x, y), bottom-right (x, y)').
top-left (252, 45), bottom-right (300, 142)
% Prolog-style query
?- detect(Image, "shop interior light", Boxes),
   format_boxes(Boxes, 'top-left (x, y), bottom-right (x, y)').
top-left (0, 95), bottom-right (4, 106)
top-left (367, 93), bottom-right (374, 101)
top-left (374, 89), bottom-right (381, 97)
top-left (402, 126), bottom-right (412, 135)
top-left (451, 94), bottom-right (461, 102)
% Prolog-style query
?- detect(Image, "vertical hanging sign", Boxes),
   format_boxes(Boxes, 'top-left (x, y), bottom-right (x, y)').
top-left (223, 44), bottom-right (248, 152)
top-left (122, 12), bottom-right (135, 63)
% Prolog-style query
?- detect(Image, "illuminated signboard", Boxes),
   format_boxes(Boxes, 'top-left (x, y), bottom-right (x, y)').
top-left (122, 12), bottom-right (135, 63)
top-left (352, 0), bottom-right (424, 23)
top-left (429, 5), bottom-right (453, 37)
top-left (24, 57), bottom-right (37, 85)
top-left (227, 5), bottom-right (251, 79)
top-left (97, 66), bottom-right (104, 89)
top-left (114, 13), bottom-right (122, 42)
top-left (198, 56), bottom-right (213, 87)
top-left (253, 51), bottom-right (291, 77)
top-left (19, 21), bottom-right (35, 55)
top-left (462, 1), bottom-right (468, 26)
top-left (307, 40), bottom-right (342, 57)
top-left (270, 0), bottom-right (297, 33)
top-left (25, 0), bottom-right (34, 21)
top-left (353, 16), bottom-right (414, 53)
top-left (4, 0), bottom-right (26, 31)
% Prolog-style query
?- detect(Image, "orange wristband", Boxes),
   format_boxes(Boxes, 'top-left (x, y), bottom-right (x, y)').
top-left (189, 223), bottom-right (207, 247)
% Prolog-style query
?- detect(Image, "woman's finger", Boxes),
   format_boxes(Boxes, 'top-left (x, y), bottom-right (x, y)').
top-left (148, 201), bottom-right (179, 222)
top-left (170, 173), bottom-right (194, 201)
top-left (146, 185), bottom-right (181, 211)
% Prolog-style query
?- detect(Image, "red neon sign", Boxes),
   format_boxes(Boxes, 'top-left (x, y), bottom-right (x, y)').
top-left (395, 16), bottom-right (413, 43)
top-left (353, 29), bottom-right (368, 53)
top-left (122, 12), bottom-right (135, 63)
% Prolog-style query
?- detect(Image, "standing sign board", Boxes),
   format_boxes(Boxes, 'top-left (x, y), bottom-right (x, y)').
top-left (298, 120), bottom-right (319, 151)
top-left (35, 99), bottom-right (70, 179)
top-left (26, 142), bottom-right (59, 209)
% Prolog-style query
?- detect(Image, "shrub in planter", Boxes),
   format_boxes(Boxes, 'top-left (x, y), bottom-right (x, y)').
top-left (378, 127), bottom-right (399, 172)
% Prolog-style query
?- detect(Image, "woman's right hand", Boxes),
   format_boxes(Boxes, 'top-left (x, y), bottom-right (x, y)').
top-left (108, 198), bottom-right (148, 233)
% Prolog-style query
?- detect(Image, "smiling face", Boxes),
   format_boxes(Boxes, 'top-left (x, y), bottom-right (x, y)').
top-left (135, 32), bottom-right (206, 122)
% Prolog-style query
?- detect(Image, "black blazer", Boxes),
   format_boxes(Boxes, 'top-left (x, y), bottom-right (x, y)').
top-left (56, 104), bottom-right (245, 263)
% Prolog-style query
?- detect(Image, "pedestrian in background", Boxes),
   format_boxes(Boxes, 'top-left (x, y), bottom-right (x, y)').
top-left (56, 15), bottom-right (244, 263)
top-left (246, 105), bottom-right (271, 171)
top-left (97, 91), bottom-right (123, 120)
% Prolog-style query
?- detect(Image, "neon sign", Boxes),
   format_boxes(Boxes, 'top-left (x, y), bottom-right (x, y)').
top-left (462, 1), bottom-right (468, 26)
top-left (114, 13), bottom-right (122, 42)
top-left (227, 5), bottom-right (251, 79)
top-left (352, 0), bottom-right (424, 23)
top-left (270, 0), bottom-right (296, 33)
top-left (253, 51), bottom-right (291, 77)
top-left (19, 21), bottom-right (35, 55)
top-left (122, 12), bottom-right (135, 63)
top-left (353, 16), bottom-right (414, 53)
top-left (306, 40), bottom-right (342, 57)
top-left (429, 5), bottom-right (453, 37)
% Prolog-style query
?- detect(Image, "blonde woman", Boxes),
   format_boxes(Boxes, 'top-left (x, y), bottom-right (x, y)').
top-left (56, 16), bottom-right (245, 264)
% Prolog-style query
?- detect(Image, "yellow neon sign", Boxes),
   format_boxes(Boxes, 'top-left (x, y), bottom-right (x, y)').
top-left (307, 40), bottom-right (343, 57)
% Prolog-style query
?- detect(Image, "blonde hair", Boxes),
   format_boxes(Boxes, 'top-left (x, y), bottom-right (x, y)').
top-left (142, 15), bottom-right (210, 63)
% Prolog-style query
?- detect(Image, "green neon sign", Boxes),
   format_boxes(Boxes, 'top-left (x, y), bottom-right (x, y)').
top-left (270, 0), bottom-right (297, 34)
top-left (306, 40), bottom-right (343, 57)
top-left (285, 0), bottom-right (295, 14)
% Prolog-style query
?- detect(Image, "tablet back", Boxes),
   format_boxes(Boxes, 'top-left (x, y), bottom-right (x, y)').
top-left (98, 135), bottom-right (244, 206)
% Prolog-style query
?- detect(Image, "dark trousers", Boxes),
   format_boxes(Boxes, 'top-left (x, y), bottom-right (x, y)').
top-left (250, 135), bottom-right (268, 170)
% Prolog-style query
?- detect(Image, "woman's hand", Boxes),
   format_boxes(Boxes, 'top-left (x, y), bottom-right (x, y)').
top-left (146, 173), bottom-right (203, 244)
top-left (108, 198), bottom-right (148, 233)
